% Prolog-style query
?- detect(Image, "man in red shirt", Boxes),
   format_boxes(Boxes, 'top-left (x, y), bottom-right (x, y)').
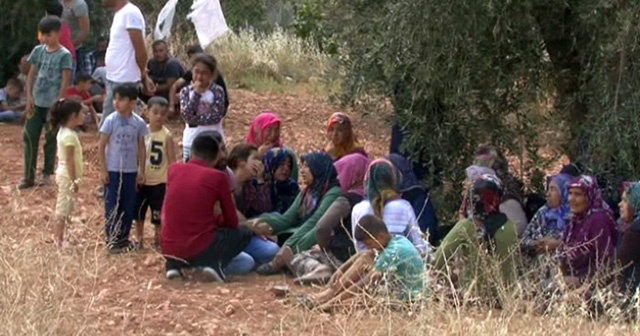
top-left (161, 132), bottom-right (255, 282)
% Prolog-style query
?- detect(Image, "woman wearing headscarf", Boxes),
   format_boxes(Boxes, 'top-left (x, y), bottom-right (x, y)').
top-left (459, 145), bottom-right (528, 237)
top-left (521, 173), bottom-right (573, 257)
top-left (263, 148), bottom-right (300, 214)
top-left (386, 154), bottom-right (439, 245)
top-left (324, 112), bottom-right (367, 161)
top-left (615, 182), bottom-right (640, 309)
top-left (288, 153), bottom-right (371, 284)
top-left (561, 175), bottom-right (617, 288)
top-left (433, 174), bottom-right (519, 299)
top-left (246, 112), bottom-right (283, 159)
top-left (351, 159), bottom-right (429, 256)
top-left (253, 151), bottom-right (342, 275)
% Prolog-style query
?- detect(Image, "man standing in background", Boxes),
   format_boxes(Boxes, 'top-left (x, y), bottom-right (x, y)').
top-left (61, 0), bottom-right (91, 75)
top-left (101, 0), bottom-right (151, 124)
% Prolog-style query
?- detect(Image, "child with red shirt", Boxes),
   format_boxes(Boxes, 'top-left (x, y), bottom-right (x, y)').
top-left (66, 73), bottom-right (100, 128)
top-left (42, 1), bottom-right (76, 63)
top-left (161, 132), bottom-right (263, 282)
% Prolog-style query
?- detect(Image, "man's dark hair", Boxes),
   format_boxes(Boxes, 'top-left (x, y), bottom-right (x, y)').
top-left (75, 72), bottom-right (93, 84)
top-left (199, 130), bottom-right (223, 144)
top-left (354, 215), bottom-right (389, 242)
top-left (113, 83), bottom-right (139, 101)
top-left (44, 0), bottom-right (63, 17)
top-left (227, 144), bottom-right (258, 170)
top-left (94, 51), bottom-right (106, 63)
top-left (186, 45), bottom-right (204, 56)
top-left (6, 78), bottom-right (24, 91)
top-left (147, 96), bottom-right (169, 109)
top-left (152, 40), bottom-right (168, 49)
top-left (191, 133), bottom-right (221, 162)
top-left (38, 15), bottom-right (62, 34)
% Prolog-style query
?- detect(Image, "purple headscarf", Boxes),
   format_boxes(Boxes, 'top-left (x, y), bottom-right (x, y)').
top-left (334, 153), bottom-right (370, 197)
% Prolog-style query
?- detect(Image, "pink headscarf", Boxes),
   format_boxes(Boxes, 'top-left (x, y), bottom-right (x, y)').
top-left (334, 153), bottom-right (370, 197)
top-left (246, 112), bottom-right (282, 147)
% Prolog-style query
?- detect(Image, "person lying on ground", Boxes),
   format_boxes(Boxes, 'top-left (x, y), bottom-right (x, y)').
top-left (305, 214), bottom-right (425, 312)
top-left (324, 112), bottom-right (367, 161)
top-left (253, 151), bottom-right (342, 275)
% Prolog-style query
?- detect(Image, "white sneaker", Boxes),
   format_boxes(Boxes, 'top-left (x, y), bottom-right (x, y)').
top-left (166, 269), bottom-right (183, 280)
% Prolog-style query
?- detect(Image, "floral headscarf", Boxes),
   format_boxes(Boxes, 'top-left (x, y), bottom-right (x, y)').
top-left (298, 152), bottom-right (339, 218)
top-left (540, 174), bottom-right (573, 233)
top-left (470, 174), bottom-right (509, 248)
top-left (263, 147), bottom-right (300, 213)
top-left (386, 153), bottom-right (424, 193)
top-left (325, 112), bottom-right (362, 160)
top-left (246, 112), bottom-right (282, 147)
top-left (334, 153), bottom-right (370, 197)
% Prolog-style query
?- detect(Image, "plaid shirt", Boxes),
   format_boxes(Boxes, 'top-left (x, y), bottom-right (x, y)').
top-left (84, 52), bottom-right (96, 75)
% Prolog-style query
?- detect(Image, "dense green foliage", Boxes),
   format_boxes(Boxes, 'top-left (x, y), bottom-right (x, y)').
top-left (295, 0), bottom-right (640, 216)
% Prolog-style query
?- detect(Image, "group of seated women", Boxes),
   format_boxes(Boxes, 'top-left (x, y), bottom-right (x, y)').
top-left (161, 110), bottom-right (640, 313)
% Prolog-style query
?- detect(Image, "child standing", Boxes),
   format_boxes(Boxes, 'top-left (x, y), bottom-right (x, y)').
top-left (134, 97), bottom-right (176, 248)
top-left (51, 99), bottom-right (85, 247)
top-left (0, 78), bottom-right (26, 123)
top-left (180, 53), bottom-right (227, 161)
top-left (98, 84), bottom-right (149, 254)
top-left (22, 16), bottom-right (73, 189)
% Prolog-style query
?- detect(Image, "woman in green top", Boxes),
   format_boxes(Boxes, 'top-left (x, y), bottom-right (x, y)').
top-left (255, 151), bottom-right (343, 275)
top-left (433, 174), bottom-right (519, 303)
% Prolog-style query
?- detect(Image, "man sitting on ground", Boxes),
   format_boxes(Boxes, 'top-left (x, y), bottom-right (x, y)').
top-left (307, 215), bottom-right (425, 311)
top-left (161, 132), bottom-right (267, 282)
top-left (142, 40), bottom-right (185, 102)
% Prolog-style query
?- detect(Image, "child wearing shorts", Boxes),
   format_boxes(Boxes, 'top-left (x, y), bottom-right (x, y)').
top-left (134, 97), bottom-right (176, 248)
top-left (51, 99), bottom-right (85, 247)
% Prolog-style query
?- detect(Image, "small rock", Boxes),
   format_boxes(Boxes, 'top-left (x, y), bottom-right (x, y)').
top-left (219, 288), bottom-right (231, 295)
top-left (224, 305), bottom-right (235, 317)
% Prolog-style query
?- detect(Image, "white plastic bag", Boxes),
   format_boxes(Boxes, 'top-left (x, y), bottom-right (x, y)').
top-left (154, 0), bottom-right (180, 41)
top-left (187, 0), bottom-right (229, 49)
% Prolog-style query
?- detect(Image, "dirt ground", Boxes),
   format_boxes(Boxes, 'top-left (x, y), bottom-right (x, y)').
top-left (0, 90), bottom-right (634, 335)
top-left (0, 89), bottom-right (395, 335)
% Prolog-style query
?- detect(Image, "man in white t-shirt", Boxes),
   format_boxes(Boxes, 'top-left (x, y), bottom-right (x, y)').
top-left (101, 0), bottom-right (151, 125)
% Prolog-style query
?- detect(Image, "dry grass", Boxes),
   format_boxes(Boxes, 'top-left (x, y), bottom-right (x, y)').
top-left (165, 28), bottom-right (332, 94)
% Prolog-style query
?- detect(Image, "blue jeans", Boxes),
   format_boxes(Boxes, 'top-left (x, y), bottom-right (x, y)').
top-left (225, 237), bottom-right (279, 275)
top-left (0, 110), bottom-right (22, 123)
top-left (105, 172), bottom-right (137, 246)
